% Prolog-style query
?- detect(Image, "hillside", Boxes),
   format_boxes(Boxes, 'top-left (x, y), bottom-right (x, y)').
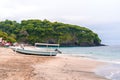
top-left (0, 19), bottom-right (101, 46)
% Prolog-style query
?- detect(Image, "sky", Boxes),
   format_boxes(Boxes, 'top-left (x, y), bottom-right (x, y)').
top-left (0, 0), bottom-right (120, 45)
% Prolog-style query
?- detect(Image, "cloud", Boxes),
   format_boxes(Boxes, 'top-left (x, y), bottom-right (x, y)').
top-left (0, 0), bottom-right (120, 23)
top-left (0, 0), bottom-right (120, 45)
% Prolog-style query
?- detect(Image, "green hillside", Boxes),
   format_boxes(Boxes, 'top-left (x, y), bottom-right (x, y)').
top-left (0, 19), bottom-right (101, 46)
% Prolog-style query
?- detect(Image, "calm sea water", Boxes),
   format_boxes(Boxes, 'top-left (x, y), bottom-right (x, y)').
top-left (59, 45), bottom-right (120, 62)
top-left (58, 45), bottom-right (120, 80)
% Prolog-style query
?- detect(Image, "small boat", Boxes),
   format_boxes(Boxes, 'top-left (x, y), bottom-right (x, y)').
top-left (10, 43), bottom-right (61, 56)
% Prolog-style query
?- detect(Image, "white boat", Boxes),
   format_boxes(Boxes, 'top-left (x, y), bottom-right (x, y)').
top-left (10, 43), bottom-right (61, 56)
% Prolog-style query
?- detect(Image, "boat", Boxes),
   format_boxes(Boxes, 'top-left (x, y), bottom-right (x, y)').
top-left (10, 43), bottom-right (61, 56)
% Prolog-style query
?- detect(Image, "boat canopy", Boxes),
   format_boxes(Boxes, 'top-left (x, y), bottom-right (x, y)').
top-left (35, 43), bottom-right (60, 46)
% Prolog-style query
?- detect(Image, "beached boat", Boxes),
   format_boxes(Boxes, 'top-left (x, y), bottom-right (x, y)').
top-left (10, 43), bottom-right (61, 56)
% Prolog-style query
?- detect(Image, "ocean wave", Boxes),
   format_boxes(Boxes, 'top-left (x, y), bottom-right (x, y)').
top-left (95, 64), bottom-right (120, 80)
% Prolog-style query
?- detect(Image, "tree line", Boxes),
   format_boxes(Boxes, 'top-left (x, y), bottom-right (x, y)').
top-left (0, 19), bottom-right (101, 46)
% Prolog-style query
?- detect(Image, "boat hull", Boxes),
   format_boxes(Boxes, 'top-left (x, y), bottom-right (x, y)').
top-left (10, 47), bottom-right (58, 56)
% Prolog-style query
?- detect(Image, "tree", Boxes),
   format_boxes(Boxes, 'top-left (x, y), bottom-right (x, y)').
top-left (0, 19), bottom-right (101, 46)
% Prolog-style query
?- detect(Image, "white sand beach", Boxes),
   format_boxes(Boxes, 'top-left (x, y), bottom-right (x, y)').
top-left (0, 47), bottom-right (108, 80)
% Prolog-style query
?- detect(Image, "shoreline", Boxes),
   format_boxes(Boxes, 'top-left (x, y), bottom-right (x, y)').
top-left (0, 47), bottom-right (108, 80)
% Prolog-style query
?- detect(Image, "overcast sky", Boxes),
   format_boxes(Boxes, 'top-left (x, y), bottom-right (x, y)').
top-left (0, 0), bottom-right (120, 45)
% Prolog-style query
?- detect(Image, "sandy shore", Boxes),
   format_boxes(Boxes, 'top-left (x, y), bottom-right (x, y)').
top-left (0, 47), bottom-right (108, 80)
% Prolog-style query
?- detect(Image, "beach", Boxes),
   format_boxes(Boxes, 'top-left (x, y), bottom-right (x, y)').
top-left (0, 47), bottom-right (108, 80)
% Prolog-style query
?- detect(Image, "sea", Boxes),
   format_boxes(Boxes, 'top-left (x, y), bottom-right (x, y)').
top-left (58, 45), bottom-right (120, 80)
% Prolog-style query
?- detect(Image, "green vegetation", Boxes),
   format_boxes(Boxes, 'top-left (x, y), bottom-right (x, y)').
top-left (0, 19), bottom-right (101, 46)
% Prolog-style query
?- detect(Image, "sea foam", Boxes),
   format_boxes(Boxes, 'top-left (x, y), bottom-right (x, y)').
top-left (95, 64), bottom-right (120, 80)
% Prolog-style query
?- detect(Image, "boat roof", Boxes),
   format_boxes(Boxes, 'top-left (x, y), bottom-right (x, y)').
top-left (35, 43), bottom-right (60, 46)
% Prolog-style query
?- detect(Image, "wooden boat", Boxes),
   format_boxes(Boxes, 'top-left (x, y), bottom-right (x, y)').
top-left (10, 43), bottom-right (61, 56)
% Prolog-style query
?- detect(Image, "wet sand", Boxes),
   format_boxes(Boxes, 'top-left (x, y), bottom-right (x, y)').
top-left (0, 47), bottom-right (108, 80)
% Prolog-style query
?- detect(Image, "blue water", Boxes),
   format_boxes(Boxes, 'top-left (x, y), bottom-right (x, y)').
top-left (59, 45), bottom-right (120, 62)
top-left (58, 45), bottom-right (120, 80)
